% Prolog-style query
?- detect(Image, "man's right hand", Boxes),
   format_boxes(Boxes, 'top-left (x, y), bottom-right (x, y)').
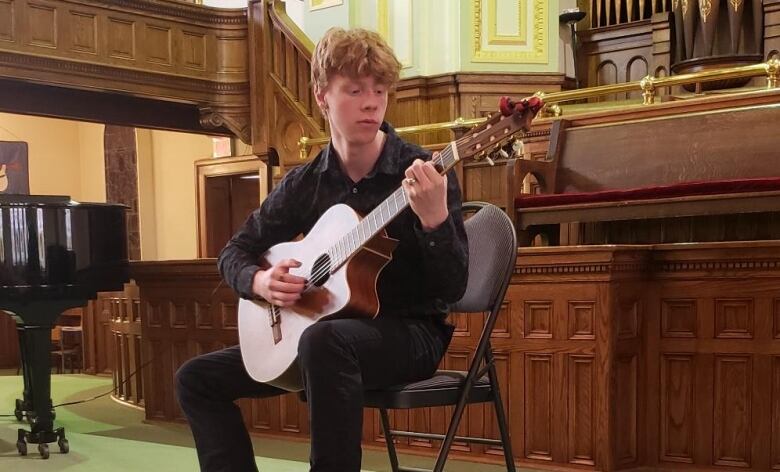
top-left (252, 259), bottom-right (307, 307)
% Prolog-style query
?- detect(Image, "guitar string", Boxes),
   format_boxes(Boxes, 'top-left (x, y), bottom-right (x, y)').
top-left (298, 113), bottom-right (511, 293)
top-left (302, 142), bottom-right (460, 290)
top-left (302, 148), bottom-right (453, 290)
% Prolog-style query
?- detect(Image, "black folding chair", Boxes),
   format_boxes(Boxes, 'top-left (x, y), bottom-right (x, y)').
top-left (364, 201), bottom-right (517, 472)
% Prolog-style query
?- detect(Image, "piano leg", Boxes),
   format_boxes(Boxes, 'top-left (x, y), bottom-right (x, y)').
top-left (15, 325), bottom-right (28, 422)
top-left (15, 323), bottom-right (68, 459)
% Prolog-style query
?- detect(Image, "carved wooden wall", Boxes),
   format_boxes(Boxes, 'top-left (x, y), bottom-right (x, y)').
top-left (109, 283), bottom-right (143, 407)
top-left (129, 240), bottom-right (780, 471)
top-left (0, 0), bottom-right (249, 139)
top-left (580, 15), bottom-right (672, 95)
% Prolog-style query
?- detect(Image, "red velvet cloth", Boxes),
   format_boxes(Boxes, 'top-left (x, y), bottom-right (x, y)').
top-left (515, 177), bottom-right (780, 209)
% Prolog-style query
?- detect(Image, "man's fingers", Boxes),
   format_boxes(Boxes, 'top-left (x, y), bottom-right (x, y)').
top-left (269, 278), bottom-right (305, 293)
top-left (277, 259), bottom-right (302, 271)
top-left (269, 292), bottom-right (301, 306)
top-left (279, 272), bottom-right (308, 284)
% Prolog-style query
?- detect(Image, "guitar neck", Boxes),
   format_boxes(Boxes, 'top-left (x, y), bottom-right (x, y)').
top-left (327, 142), bottom-right (461, 270)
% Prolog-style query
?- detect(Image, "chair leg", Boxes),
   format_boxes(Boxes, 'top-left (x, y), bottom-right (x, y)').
top-left (379, 408), bottom-right (400, 472)
top-left (432, 395), bottom-right (472, 472)
top-left (489, 364), bottom-right (516, 471)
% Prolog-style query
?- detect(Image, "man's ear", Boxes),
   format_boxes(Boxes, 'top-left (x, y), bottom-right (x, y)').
top-left (314, 86), bottom-right (328, 112)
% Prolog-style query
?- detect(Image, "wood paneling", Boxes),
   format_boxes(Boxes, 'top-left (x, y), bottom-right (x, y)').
top-left (525, 353), bottom-right (553, 461)
top-left (661, 354), bottom-right (695, 463)
top-left (129, 241), bottom-right (780, 471)
top-left (714, 355), bottom-right (752, 466)
top-left (568, 355), bottom-right (595, 465)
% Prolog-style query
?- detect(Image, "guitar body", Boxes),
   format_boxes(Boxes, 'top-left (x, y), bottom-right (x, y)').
top-left (238, 203), bottom-right (398, 391)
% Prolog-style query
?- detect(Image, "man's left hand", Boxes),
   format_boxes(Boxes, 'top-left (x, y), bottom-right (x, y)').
top-left (402, 156), bottom-right (449, 232)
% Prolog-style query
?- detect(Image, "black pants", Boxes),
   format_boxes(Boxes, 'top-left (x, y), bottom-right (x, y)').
top-left (175, 315), bottom-right (454, 472)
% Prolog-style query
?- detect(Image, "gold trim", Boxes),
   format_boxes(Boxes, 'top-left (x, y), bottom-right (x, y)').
top-left (682, 0), bottom-right (689, 15)
top-left (729, 0), bottom-right (743, 11)
top-left (309, 0), bottom-right (343, 12)
top-left (377, 0), bottom-right (389, 39)
top-left (473, 0), bottom-right (547, 63)
top-left (700, 0), bottom-right (712, 23)
top-left (376, 0), bottom-right (413, 69)
top-left (487, 0), bottom-right (526, 46)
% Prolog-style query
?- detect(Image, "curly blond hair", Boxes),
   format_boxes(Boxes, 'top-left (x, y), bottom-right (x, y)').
top-left (311, 27), bottom-right (402, 95)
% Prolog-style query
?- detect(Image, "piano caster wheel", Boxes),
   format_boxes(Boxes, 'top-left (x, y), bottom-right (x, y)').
top-left (16, 440), bottom-right (27, 456)
top-left (58, 438), bottom-right (69, 454)
top-left (38, 442), bottom-right (50, 460)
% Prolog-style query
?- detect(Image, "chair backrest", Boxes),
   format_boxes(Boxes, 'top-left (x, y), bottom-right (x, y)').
top-left (450, 202), bottom-right (517, 315)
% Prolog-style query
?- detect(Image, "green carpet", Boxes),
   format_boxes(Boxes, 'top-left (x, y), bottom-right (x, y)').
top-left (0, 372), bottom-right (507, 471)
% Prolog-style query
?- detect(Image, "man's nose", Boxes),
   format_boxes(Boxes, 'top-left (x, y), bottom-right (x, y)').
top-left (362, 95), bottom-right (379, 110)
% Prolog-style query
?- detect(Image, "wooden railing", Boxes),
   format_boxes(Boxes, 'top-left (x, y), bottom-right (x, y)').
top-left (266, 0), bottom-right (321, 128)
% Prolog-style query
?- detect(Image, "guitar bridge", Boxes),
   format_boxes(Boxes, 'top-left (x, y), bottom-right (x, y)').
top-left (268, 305), bottom-right (282, 344)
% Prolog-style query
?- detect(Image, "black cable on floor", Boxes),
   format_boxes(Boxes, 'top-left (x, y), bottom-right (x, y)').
top-left (2, 345), bottom-right (171, 417)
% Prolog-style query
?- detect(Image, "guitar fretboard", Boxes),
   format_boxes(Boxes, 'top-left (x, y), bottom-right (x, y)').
top-left (325, 142), bottom-right (460, 272)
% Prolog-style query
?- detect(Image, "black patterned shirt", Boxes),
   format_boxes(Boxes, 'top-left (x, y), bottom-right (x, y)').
top-left (218, 122), bottom-right (468, 317)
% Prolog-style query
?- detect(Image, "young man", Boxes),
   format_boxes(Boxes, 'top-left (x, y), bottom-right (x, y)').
top-left (176, 27), bottom-right (468, 472)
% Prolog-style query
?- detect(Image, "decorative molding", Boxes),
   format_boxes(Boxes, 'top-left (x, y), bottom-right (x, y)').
top-left (309, 0), bottom-right (343, 12)
top-left (472, 0), bottom-right (547, 63)
top-left (487, 0), bottom-right (526, 46)
top-left (658, 259), bottom-right (780, 272)
top-left (199, 105), bottom-right (252, 144)
top-left (96, 0), bottom-right (248, 25)
top-left (377, 0), bottom-right (389, 39)
top-left (516, 262), bottom-right (646, 275)
top-left (518, 257), bottom-right (780, 276)
top-left (0, 51), bottom-right (249, 95)
top-left (700, 0), bottom-right (712, 23)
top-left (376, 0), bottom-right (413, 69)
top-left (729, 0), bottom-right (742, 11)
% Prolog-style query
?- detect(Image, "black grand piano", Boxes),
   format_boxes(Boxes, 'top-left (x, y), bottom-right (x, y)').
top-left (0, 194), bottom-right (128, 459)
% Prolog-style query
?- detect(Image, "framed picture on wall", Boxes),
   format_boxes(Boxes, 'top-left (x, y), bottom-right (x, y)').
top-left (310, 0), bottom-right (343, 11)
top-left (0, 141), bottom-right (29, 195)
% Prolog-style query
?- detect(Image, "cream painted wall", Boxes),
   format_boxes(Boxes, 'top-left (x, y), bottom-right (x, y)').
top-left (146, 130), bottom-right (212, 261)
top-left (0, 113), bottom-right (105, 202)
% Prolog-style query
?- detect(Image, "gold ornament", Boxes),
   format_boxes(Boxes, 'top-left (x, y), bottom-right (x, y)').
top-left (700, 0), bottom-right (712, 23)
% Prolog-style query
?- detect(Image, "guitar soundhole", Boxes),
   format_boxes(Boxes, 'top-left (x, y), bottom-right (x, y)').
top-left (310, 254), bottom-right (331, 287)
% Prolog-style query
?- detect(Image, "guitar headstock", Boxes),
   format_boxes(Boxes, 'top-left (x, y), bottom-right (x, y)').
top-left (454, 96), bottom-right (544, 164)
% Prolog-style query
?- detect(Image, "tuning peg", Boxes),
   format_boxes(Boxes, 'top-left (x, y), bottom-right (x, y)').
top-left (485, 156), bottom-right (495, 166)
top-left (498, 148), bottom-right (509, 159)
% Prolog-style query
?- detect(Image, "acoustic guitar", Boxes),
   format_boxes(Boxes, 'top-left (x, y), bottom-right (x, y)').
top-left (238, 96), bottom-right (542, 391)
